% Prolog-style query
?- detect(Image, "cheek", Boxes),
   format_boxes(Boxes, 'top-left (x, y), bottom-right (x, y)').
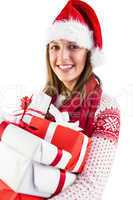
top-left (49, 52), bottom-right (56, 66)
top-left (75, 52), bottom-right (87, 69)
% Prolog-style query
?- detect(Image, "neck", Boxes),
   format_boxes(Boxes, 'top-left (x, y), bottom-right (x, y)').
top-left (62, 80), bottom-right (77, 92)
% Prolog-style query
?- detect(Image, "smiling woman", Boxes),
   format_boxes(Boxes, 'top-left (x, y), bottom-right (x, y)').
top-left (48, 39), bottom-right (88, 91)
top-left (0, 1), bottom-right (120, 200)
top-left (45, 41), bottom-right (93, 99)
top-left (41, 1), bottom-right (120, 200)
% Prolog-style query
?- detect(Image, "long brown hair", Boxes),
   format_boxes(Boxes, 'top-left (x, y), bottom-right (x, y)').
top-left (43, 44), bottom-right (101, 100)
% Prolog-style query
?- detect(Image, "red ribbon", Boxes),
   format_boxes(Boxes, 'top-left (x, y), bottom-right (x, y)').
top-left (52, 169), bottom-right (66, 197)
top-left (50, 149), bottom-right (63, 167)
top-left (0, 121), bottom-right (9, 139)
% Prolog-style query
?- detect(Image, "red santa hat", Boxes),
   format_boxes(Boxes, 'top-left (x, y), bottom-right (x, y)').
top-left (45, 0), bottom-right (103, 67)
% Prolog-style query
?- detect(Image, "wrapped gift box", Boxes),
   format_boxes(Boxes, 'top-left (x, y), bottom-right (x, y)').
top-left (22, 115), bottom-right (92, 173)
top-left (4, 92), bottom-right (92, 173)
top-left (6, 93), bottom-right (52, 124)
top-left (0, 121), bottom-right (72, 170)
top-left (0, 143), bottom-right (76, 198)
top-left (0, 92), bottom-right (92, 199)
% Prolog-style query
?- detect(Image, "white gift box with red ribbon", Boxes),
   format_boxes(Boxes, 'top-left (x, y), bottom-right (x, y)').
top-left (0, 122), bottom-right (71, 169)
top-left (6, 92), bottom-right (52, 124)
top-left (0, 141), bottom-right (76, 198)
top-left (0, 122), bottom-right (76, 197)
top-left (22, 115), bottom-right (91, 173)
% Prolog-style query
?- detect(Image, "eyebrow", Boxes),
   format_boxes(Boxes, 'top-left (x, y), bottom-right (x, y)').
top-left (50, 41), bottom-right (78, 45)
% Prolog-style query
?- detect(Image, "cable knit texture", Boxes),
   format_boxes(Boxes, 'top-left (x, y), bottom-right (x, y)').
top-left (50, 93), bottom-right (120, 200)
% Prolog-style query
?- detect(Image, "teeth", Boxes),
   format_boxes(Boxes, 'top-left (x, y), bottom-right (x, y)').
top-left (59, 65), bottom-right (73, 69)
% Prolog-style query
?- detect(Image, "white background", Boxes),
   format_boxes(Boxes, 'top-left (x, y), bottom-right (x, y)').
top-left (0, 0), bottom-right (132, 199)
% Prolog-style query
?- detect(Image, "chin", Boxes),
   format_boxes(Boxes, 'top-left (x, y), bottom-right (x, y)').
top-left (61, 78), bottom-right (74, 83)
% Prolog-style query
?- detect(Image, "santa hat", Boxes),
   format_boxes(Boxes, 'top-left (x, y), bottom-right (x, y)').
top-left (45, 0), bottom-right (103, 67)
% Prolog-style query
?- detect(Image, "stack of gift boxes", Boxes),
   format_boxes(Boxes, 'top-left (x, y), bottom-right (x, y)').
top-left (0, 92), bottom-right (92, 199)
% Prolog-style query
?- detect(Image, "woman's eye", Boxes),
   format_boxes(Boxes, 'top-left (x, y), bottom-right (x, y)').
top-left (69, 45), bottom-right (80, 49)
top-left (50, 45), bottom-right (59, 50)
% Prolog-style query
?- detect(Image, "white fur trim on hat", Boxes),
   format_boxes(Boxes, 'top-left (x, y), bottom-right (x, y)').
top-left (45, 19), bottom-right (94, 49)
top-left (91, 47), bottom-right (104, 68)
top-left (45, 19), bottom-right (104, 67)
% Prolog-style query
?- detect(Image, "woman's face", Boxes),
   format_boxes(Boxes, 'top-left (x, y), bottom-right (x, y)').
top-left (48, 39), bottom-right (88, 91)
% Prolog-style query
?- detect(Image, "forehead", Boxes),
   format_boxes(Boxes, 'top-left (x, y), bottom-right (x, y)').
top-left (49, 39), bottom-right (78, 45)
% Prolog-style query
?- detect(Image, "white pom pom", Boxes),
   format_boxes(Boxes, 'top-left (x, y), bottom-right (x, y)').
top-left (90, 47), bottom-right (104, 68)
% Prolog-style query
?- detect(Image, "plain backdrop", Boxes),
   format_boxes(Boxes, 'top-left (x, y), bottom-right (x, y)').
top-left (0, 0), bottom-right (132, 199)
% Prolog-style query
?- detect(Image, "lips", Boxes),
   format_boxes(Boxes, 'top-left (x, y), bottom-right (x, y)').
top-left (58, 65), bottom-right (73, 70)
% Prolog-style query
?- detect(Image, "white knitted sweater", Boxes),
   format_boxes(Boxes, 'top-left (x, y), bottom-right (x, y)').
top-left (50, 93), bottom-right (120, 200)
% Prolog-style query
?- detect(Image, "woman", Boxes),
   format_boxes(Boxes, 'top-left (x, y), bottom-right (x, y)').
top-left (42, 0), bottom-right (120, 199)
top-left (0, 1), bottom-right (120, 200)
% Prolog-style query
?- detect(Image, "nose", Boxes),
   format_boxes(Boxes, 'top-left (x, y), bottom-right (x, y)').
top-left (57, 47), bottom-right (71, 64)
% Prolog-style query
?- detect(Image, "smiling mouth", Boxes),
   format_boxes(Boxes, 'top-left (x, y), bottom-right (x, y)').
top-left (58, 65), bottom-right (74, 70)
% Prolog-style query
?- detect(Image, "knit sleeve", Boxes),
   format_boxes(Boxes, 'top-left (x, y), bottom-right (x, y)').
top-left (49, 94), bottom-right (120, 200)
